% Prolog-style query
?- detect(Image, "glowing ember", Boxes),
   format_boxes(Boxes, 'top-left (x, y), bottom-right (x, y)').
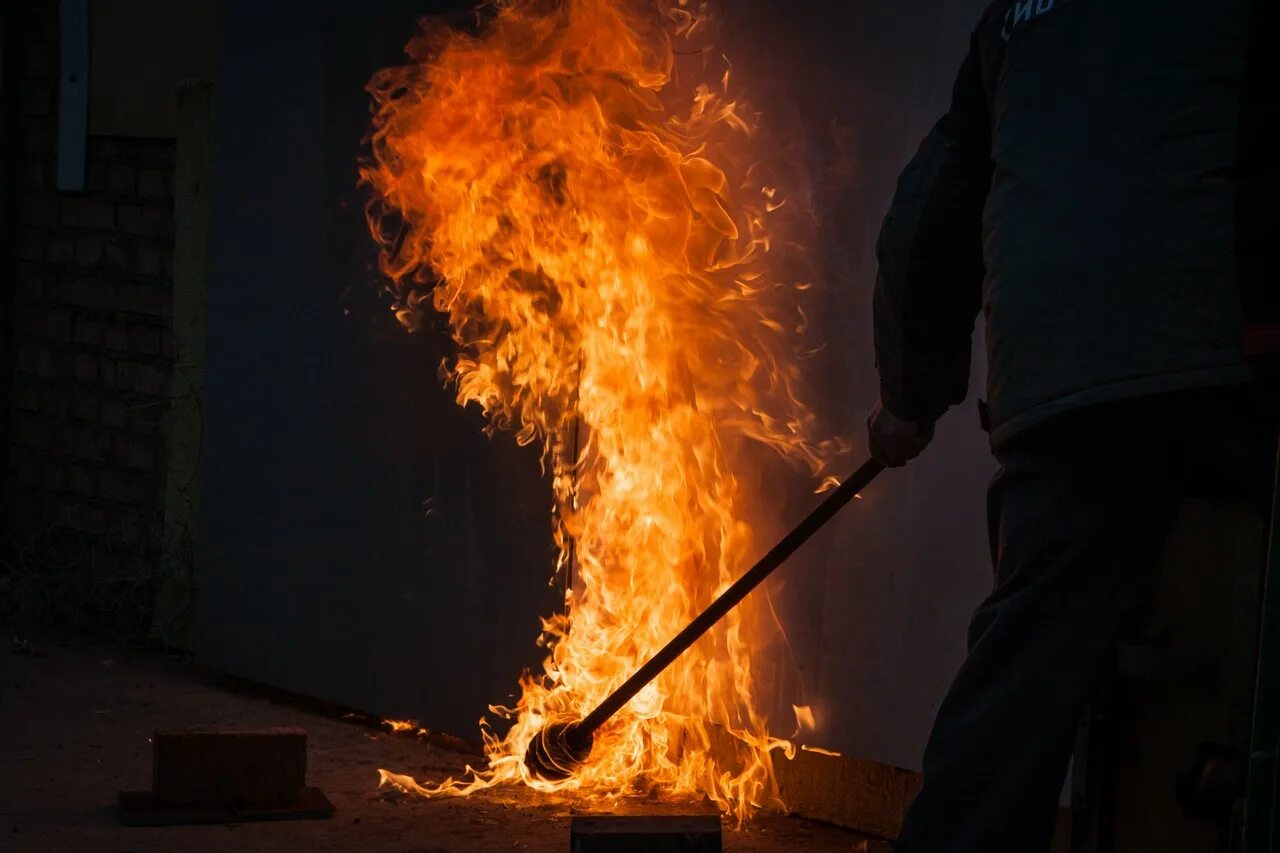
top-left (383, 718), bottom-right (430, 736)
top-left (362, 0), bottom-right (835, 821)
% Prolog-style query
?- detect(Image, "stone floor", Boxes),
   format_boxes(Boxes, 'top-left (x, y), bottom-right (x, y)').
top-left (0, 643), bottom-right (882, 852)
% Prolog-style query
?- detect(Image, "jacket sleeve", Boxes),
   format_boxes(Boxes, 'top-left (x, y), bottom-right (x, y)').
top-left (873, 28), bottom-right (993, 423)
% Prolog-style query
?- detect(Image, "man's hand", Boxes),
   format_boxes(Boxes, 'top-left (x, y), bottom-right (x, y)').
top-left (867, 400), bottom-right (935, 467)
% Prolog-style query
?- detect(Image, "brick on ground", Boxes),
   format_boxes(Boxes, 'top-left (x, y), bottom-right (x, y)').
top-left (571, 815), bottom-right (722, 853)
top-left (152, 727), bottom-right (308, 806)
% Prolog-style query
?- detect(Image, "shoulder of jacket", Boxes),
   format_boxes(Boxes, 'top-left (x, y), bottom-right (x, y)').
top-left (978, 0), bottom-right (1016, 29)
top-left (972, 1), bottom-right (1013, 36)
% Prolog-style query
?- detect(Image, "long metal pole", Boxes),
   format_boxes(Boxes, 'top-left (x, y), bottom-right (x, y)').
top-left (577, 457), bottom-right (885, 735)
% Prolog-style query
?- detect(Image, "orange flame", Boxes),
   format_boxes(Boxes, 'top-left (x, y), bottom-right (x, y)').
top-left (362, 0), bottom-right (836, 821)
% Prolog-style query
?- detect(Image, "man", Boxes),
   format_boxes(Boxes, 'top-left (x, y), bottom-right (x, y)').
top-left (868, 0), bottom-right (1278, 850)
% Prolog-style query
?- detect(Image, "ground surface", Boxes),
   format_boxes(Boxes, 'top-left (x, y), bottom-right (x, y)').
top-left (0, 643), bottom-right (880, 852)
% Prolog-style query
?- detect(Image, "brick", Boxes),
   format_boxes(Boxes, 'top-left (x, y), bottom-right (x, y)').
top-left (48, 237), bottom-right (76, 265)
top-left (73, 316), bottom-right (105, 346)
top-left (22, 121), bottom-right (55, 154)
top-left (45, 308), bottom-right (72, 343)
top-left (98, 469), bottom-right (134, 503)
top-left (118, 514), bottom-right (146, 547)
top-left (62, 197), bottom-right (115, 230)
top-left (100, 397), bottom-right (126, 429)
top-left (74, 352), bottom-right (99, 383)
top-left (59, 423), bottom-right (107, 462)
top-left (16, 227), bottom-right (47, 261)
top-left (13, 381), bottom-right (42, 412)
top-left (49, 422), bottom-right (76, 455)
top-left (116, 205), bottom-right (145, 235)
top-left (147, 205), bottom-right (174, 237)
top-left (4, 487), bottom-right (46, 533)
top-left (128, 475), bottom-right (159, 509)
top-left (104, 324), bottom-right (131, 351)
top-left (85, 160), bottom-right (108, 193)
top-left (98, 468), bottom-right (125, 502)
top-left (570, 816), bottom-right (722, 853)
top-left (103, 240), bottom-right (130, 271)
top-left (60, 500), bottom-right (106, 535)
top-left (15, 304), bottom-right (42, 334)
top-left (11, 449), bottom-right (42, 488)
top-left (43, 461), bottom-right (67, 492)
top-left (41, 384), bottom-right (69, 417)
top-left (90, 136), bottom-right (121, 160)
top-left (71, 388), bottom-right (100, 421)
top-left (124, 434), bottom-right (157, 470)
top-left (18, 193), bottom-right (58, 226)
top-left (75, 235), bottom-right (105, 267)
top-left (63, 195), bottom-right (113, 229)
top-left (133, 363), bottom-right (167, 395)
top-left (58, 276), bottom-right (118, 311)
top-left (127, 401), bottom-right (164, 435)
top-left (18, 160), bottom-right (45, 188)
top-left (120, 205), bottom-right (174, 239)
top-left (135, 244), bottom-right (162, 277)
top-left (67, 465), bottom-right (96, 497)
top-left (11, 412), bottom-right (51, 450)
top-left (20, 87), bottom-right (52, 117)
top-left (16, 262), bottom-right (46, 299)
top-left (120, 283), bottom-right (168, 316)
top-left (113, 361), bottom-right (135, 391)
top-left (17, 342), bottom-right (57, 378)
top-left (152, 727), bottom-right (308, 806)
top-left (128, 137), bottom-right (175, 161)
top-left (23, 4), bottom-right (57, 38)
top-left (24, 42), bottom-right (55, 78)
top-left (52, 350), bottom-right (79, 380)
top-left (107, 164), bottom-right (136, 195)
top-left (137, 169), bottom-right (166, 199)
top-left (131, 326), bottom-right (162, 356)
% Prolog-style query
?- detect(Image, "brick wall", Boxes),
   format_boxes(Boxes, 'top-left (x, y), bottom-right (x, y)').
top-left (3, 0), bottom-right (177, 638)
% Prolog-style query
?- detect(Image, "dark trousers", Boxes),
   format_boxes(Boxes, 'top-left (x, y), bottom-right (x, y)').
top-left (894, 386), bottom-right (1278, 853)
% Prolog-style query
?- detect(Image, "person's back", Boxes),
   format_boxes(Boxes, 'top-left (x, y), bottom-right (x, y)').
top-left (983, 0), bottom-right (1274, 442)
top-left (868, 2), bottom-right (1279, 851)
top-left (873, 0), bottom-right (1277, 444)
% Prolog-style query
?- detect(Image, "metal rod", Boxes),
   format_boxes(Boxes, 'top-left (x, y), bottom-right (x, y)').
top-left (578, 457), bottom-right (885, 735)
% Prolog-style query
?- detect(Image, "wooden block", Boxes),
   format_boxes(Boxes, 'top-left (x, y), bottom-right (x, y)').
top-left (152, 726), bottom-right (307, 805)
top-left (570, 815), bottom-right (722, 853)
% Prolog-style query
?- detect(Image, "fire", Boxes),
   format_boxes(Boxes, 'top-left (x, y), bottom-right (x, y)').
top-left (363, 0), bottom-right (836, 821)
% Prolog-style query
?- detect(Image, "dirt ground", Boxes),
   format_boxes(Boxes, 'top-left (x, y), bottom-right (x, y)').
top-left (0, 643), bottom-right (881, 852)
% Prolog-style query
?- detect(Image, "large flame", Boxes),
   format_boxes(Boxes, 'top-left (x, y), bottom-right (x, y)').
top-left (363, 0), bottom-right (836, 821)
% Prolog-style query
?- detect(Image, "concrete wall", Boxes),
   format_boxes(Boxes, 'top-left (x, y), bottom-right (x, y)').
top-left (3, 0), bottom-right (183, 640)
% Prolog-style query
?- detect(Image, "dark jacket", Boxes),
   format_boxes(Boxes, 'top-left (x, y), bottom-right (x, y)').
top-left (873, 0), bottom-right (1278, 447)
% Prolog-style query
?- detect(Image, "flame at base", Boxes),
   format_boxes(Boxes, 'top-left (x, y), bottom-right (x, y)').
top-left (363, 0), bottom-right (837, 822)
